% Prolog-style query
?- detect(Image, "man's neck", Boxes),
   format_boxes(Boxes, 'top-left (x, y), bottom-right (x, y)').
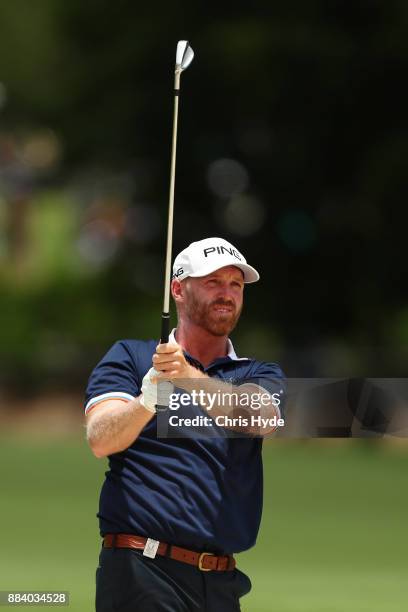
top-left (174, 323), bottom-right (229, 368)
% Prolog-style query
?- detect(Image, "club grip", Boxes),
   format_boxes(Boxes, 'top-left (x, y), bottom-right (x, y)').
top-left (160, 312), bottom-right (170, 344)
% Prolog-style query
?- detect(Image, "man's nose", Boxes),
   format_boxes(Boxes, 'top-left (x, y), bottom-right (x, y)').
top-left (216, 285), bottom-right (235, 302)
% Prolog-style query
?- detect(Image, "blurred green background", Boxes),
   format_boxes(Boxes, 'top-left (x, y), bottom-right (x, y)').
top-left (1, 436), bottom-right (407, 611)
top-left (1, 1), bottom-right (408, 610)
top-left (1, 0), bottom-right (408, 384)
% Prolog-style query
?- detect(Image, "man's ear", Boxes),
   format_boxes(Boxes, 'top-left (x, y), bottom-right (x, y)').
top-left (171, 278), bottom-right (184, 303)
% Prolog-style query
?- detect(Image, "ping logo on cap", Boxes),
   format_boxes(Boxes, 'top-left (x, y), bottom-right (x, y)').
top-left (172, 237), bottom-right (259, 284)
top-left (203, 246), bottom-right (243, 261)
top-left (172, 267), bottom-right (184, 279)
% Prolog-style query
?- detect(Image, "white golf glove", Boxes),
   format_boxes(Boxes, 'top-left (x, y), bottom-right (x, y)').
top-left (140, 367), bottom-right (174, 413)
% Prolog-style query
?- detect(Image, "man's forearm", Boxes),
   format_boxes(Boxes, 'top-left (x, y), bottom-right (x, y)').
top-left (86, 397), bottom-right (154, 457)
top-left (175, 369), bottom-right (282, 435)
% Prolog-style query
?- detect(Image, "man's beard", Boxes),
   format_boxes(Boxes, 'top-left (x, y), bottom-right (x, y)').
top-left (184, 290), bottom-right (242, 337)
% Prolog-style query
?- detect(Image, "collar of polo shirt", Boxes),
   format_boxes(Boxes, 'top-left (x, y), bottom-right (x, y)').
top-left (168, 329), bottom-right (248, 362)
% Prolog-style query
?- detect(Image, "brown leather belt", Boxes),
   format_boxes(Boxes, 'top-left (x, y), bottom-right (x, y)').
top-left (103, 534), bottom-right (236, 572)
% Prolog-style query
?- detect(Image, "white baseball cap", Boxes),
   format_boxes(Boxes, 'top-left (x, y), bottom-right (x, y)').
top-left (172, 237), bottom-right (260, 283)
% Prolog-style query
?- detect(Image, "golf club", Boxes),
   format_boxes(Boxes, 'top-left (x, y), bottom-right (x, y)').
top-left (160, 40), bottom-right (194, 343)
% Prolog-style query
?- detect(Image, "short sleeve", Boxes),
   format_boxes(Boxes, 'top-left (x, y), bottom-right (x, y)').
top-left (84, 341), bottom-right (141, 414)
top-left (240, 361), bottom-right (286, 419)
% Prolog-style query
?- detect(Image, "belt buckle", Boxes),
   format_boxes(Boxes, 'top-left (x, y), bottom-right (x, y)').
top-left (198, 552), bottom-right (213, 571)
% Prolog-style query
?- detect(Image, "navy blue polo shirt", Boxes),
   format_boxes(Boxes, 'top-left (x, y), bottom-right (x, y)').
top-left (85, 333), bottom-right (285, 554)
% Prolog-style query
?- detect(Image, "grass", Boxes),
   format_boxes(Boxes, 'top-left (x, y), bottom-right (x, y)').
top-left (238, 441), bottom-right (408, 611)
top-left (0, 435), bottom-right (407, 611)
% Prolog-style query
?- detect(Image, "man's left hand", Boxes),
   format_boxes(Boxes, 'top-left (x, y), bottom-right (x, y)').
top-left (152, 342), bottom-right (199, 382)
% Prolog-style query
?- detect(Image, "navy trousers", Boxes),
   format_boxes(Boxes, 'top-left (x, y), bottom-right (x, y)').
top-left (96, 547), bottom-right (252, 611)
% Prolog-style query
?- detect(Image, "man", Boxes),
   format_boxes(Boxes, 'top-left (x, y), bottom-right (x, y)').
top-left (85, 237), bottom-right (285, 612)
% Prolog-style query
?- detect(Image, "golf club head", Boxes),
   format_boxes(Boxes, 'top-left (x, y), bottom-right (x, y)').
top-left (176, 40), bottom-right (194, 71)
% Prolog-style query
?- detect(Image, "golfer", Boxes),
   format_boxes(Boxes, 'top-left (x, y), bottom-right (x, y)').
top-left (85, 237), bottom-right (285, 611)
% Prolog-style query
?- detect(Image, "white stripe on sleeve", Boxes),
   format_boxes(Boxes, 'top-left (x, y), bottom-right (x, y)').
top-left (85, 392), bottom-right (136, 414)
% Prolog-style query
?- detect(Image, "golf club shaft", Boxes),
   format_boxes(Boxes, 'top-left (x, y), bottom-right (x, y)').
top-left (161, 70), bottom-right (181, 343)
